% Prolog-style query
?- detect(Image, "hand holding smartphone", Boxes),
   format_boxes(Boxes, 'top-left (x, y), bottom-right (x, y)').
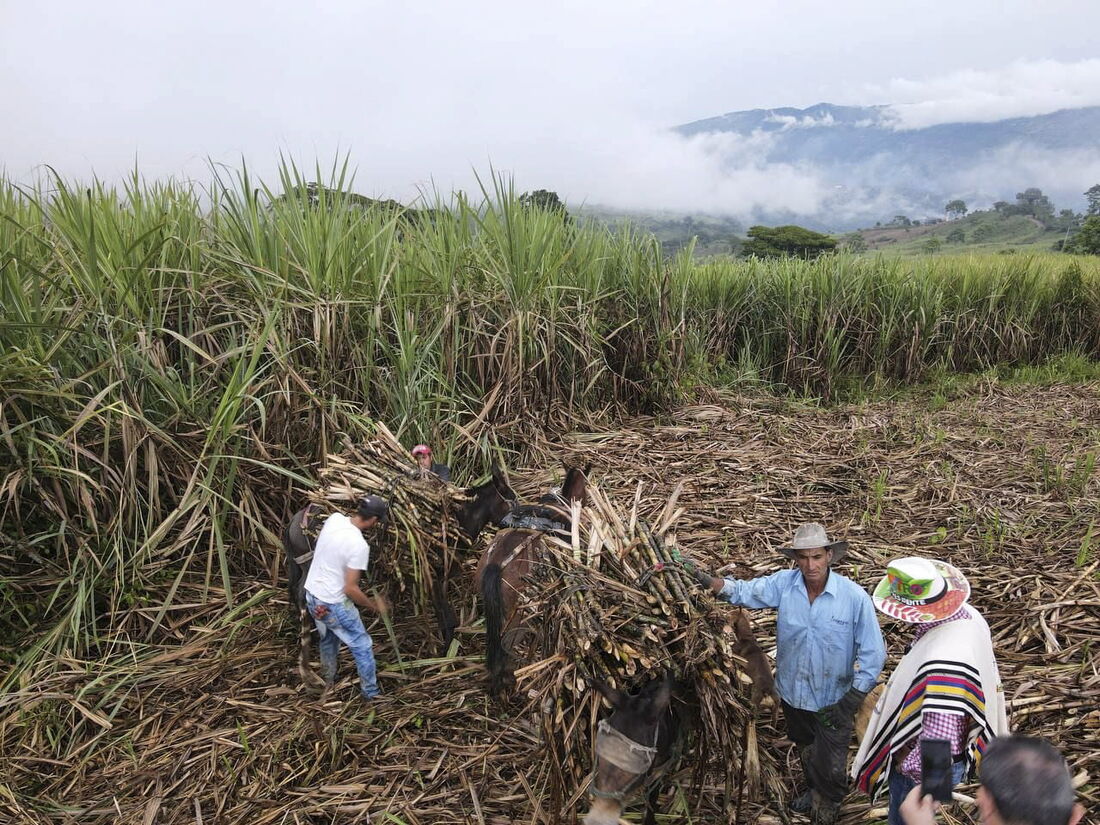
top-left (920, 738), bottom-right (954, 803)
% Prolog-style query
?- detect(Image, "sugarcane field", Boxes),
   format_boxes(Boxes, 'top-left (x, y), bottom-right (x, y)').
top-left (2, 171), bottom-right (1100, 825)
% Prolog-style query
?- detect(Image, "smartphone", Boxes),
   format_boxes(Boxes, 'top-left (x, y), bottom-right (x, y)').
top-left (921, 738), bottom-right (954, 803)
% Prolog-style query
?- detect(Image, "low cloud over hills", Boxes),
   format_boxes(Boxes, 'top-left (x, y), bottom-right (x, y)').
top-left (668, 103), bottom-right (1100, 229)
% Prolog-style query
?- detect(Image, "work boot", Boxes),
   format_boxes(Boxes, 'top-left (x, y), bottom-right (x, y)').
top-left (788, 789), bottom-right (813, 814)
top-left (790, 744), bottom-right (814, 814)
top-left (811, 799), bottom-right (840, 825)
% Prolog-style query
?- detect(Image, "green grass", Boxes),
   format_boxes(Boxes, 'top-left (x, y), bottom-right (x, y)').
top-left (1, 160), bottom-right (1099, 682)
top-left (826, 350), bottom-right (1100, 405)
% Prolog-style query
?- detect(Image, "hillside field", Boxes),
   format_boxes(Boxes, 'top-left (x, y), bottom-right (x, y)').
top-left (853, 212), bottom-right (1071, 255)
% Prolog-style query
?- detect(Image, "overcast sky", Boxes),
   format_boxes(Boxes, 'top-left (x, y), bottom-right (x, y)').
top-left (3, 1), bottom-right (1099, 213)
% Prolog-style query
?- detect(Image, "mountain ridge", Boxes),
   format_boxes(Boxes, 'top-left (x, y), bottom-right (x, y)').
top-left (670, 103), bottom-right (1100, 227)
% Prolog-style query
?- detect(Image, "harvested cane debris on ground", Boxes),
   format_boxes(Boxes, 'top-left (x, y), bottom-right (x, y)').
top-left (2, 382), bottom-right (1097, 824)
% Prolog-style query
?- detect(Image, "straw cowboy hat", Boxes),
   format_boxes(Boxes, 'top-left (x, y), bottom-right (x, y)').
top-left (777, 522), bottom-right (850, 563)
top-left (872, 556), bottom-right (970, 624)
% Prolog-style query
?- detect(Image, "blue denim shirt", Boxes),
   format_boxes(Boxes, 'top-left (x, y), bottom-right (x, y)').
top-left (718, 568), bottom-right (885, 711)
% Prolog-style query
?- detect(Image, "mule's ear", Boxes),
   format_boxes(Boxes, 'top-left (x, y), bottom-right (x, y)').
top-left (491, 464), bottom-right (508, 489)
top-left (562, 464), bottom-right (588, 500)
top-left (645, 672), bottom-right (673, 721)
top-left (591, 679), bottom-right (626, 710)
top-left (582, 463), bottom-right (592, 476)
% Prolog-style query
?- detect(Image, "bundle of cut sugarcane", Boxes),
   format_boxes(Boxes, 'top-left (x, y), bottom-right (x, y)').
top-left (517, 481), bottom-right (785, 820)
top-left (305, 422), bottom-right (477, 611)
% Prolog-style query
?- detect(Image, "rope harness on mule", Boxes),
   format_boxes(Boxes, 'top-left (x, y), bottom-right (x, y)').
top-left (502, 513), bottom-right (568, 532)
top-left (589, 717), bottom-right (682, 803)
top-left (495, 530), bottom-right (543, 571)
top-left (500, 488), bottom-right (570, 531)
top-left (494, 494), bottom-right (571, 570)
top-left (293, 503), bottom-right (323, 565)
top-left (499, 506), bottom-right (569, 535)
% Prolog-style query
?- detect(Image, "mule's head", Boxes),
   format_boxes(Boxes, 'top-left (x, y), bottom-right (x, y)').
top-left (486, 465), bottom-right (517, 524)
top-left (583, 672), bottom-right (673, 825)
top-left (456, 465), bottom-right (516, 541)
top-left (561, 463), bottom-right (591, 506)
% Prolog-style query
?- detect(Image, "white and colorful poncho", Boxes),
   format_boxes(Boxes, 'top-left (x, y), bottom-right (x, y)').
top-left (851, 606), bottom-right (1009, 801)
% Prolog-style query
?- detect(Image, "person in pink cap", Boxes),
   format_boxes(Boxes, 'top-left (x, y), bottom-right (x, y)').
top-left (852, 557), bottom-right (1009, 825)
top-left (411, 444), bottom-right (450, 483)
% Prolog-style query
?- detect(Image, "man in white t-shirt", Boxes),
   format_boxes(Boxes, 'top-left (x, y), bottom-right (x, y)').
top-left (303, 495), bottom-right (391, 700)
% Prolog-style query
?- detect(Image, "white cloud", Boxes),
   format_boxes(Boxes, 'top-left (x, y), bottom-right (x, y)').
top-left (947, 143), bottom-right (1100, 208)
top-left (872, 59), bottom-right (1100, 129)
top-left (766, 113), bottom-right (838, 130)
top-left (582, 129), bottom-right (829, 216)
top-left (346, 118), bottom-right (831, 219)
top-left (3, 5), bottom-right (1099, 226)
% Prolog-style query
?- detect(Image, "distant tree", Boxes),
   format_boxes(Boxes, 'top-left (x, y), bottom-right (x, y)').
top-left (276, 183), bottom-right (437, 225)
top-left (740, 225), bottom-right (838, 259)
top-left (1015, 187), bottom-right (1055, 224)
top-left (992, 201), bottom-right (1012, 216)
top-left (1015, 187), bottom-right (1046, 208)
top-left (972, 224), bottom-right (995, 242)
top-left (519, 189), bottom-right (572, 224)
top-left (945, 199), bottom-right (968, 219)
top-left (1052, 209), bottom-right (1081, 233)
top-left (1086, 184), bottom-right (1100, 217)
top-left (1065, 215), bottom-right (1100, 255)
top-left (946, 227), bottom-right (966, 243)
top-left (842, 232), bottom-right (868, 253)
top-left (912, 219), bottom-right (922, 226)
top-left (922, 237), bottom-right (943, 254)
top-left (889, 215), bottom-right (912, 228)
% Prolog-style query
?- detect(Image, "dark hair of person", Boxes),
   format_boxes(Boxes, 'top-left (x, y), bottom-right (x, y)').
top-left (980, 736), bottom-right (1076, 825)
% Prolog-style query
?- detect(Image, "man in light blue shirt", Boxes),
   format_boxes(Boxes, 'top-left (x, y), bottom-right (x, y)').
top-left (693, 523), bottom-right (885, 825)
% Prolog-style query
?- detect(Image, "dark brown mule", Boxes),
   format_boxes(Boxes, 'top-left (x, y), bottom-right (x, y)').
top-left (583, 672), bottom-right (684, 825)
top-left (476, 464), bottom-right (590, 696)
top-left (283, 466), bottom-right (516, 686)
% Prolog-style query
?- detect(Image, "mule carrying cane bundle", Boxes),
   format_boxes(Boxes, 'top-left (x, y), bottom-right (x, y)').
top-left (516, 481), bottom-right (787, 820)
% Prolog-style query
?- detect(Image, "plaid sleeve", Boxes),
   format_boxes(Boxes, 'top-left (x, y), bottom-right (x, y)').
top-left (900, 711), bottom-right (969, 781)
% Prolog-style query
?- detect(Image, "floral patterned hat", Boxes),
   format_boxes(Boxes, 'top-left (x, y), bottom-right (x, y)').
top-left (872, 556), bottom-right (970, 623)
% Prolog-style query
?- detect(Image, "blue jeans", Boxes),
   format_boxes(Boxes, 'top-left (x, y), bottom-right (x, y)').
top-left (887, 761), bottom-right (966, 825)
top-left (305, 592), bottom-right (380, 699)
